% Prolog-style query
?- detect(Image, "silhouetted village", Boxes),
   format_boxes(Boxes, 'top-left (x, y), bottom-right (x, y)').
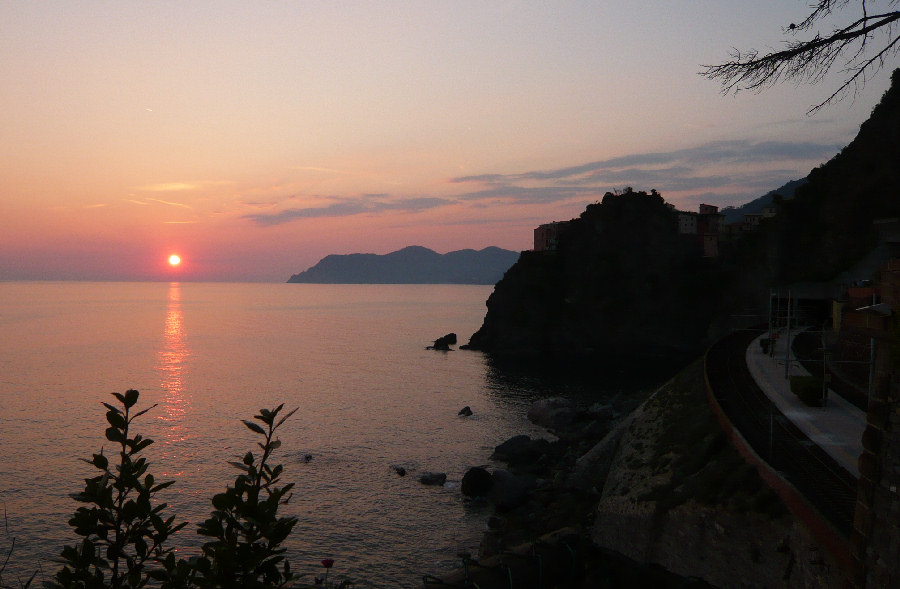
top-left (534, 201), bottom-right (777, 258)
top-left (501, 184), bottom-right (900, 587)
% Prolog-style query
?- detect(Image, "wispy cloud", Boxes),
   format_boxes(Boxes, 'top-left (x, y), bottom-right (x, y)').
top-left (291, 166), bottom-right (350, 175)
top-left (451, 140), bottom-right (841, 186)
top-left (146, 197), bottom-right (192, 209)
top-left (244, 195), bottom-right (453, 226)
top-left (448, 139), bottom-right (840, 206)
top-left (137, 182), bottom-right (198, 192)
top-left (134, 180), bottom-right (235, 192)
top-left (244, 139), bottom-right (839, 227)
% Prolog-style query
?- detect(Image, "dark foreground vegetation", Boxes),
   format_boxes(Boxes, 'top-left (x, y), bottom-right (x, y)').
top-left (0, 391), bottom-right (334, 589)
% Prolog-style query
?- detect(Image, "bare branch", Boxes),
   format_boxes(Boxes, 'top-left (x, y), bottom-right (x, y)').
top-left (701, 1), bottom-right (900, 111)
top-left (810, 29), bottom-right (900, 112)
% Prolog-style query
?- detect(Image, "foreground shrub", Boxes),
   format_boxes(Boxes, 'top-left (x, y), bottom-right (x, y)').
top-left (46, 390), bottom-right (299, 589)
top-left (47, 389), bottom-right (186, 589)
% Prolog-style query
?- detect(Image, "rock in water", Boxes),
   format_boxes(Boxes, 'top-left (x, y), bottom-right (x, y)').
top-left (427, 333), bottom-right (458, 350)
top-left (458, 405), bottom-right (473, 417)
top-left (419, 472), bottom-right (447, 486)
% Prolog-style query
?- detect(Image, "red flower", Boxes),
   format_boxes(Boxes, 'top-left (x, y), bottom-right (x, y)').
top-left (321, 558), bottom-right (335, 569)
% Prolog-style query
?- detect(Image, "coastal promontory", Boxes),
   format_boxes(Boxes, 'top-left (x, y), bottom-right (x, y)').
top-left (464, 189), bottom-right (726, 362)
top-left (287, 246), bottom-right (519, 284)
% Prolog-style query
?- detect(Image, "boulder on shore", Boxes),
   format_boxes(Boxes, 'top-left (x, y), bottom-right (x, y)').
top-left (492, 435), bottom-right (548, 466)
top-left (527, 397), bottom-right (576, 430)
top-left (461, 466), bottom-right (494, 497)
top-left (488, 469), bottom-right (530, 510)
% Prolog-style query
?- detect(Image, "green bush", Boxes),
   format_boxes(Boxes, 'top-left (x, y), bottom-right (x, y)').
top-left (45, 390), bottom-right (301, 589)
top-left (790, 375), bottom-right (824, 407)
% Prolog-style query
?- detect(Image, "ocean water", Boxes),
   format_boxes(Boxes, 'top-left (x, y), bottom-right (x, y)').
top-left (0, 282), bottom-right (585, 587)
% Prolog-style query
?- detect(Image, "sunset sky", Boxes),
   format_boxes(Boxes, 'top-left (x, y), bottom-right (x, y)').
top-left (1, 1), bottom-right (894, 282)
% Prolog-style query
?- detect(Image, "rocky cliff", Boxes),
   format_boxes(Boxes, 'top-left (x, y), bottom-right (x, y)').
top-left (464, 190), bottom-right (726, 362)
top-left (476, 360), bottom-right (845, 587)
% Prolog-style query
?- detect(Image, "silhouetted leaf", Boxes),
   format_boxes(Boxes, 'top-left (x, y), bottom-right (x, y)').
top-left (102, 402), bottom-right (121, 414)
top-left (131, 403), bottom-right (158, 420)
top-left (211, 493), bottom-right (232, 510)
top-left (105, 410), bottom-right (126, 429)
top-left (123, 389), bottom-right (139, 408)
top-left (150, 480), bottom-right (175, 493)
top-left (275, 406), bottom-right (298, 429)
top-left (243, 420), bottom-right (265, 435)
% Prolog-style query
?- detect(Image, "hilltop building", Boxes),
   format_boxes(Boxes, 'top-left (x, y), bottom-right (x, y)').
top-left (533, 221), bottom-right (569, 252)
top-left (677, 203), bottom-right (725, 257)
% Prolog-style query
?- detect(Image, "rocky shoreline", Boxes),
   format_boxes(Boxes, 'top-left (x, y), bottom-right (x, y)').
top-left (451, 359), bottom-right (846, 588)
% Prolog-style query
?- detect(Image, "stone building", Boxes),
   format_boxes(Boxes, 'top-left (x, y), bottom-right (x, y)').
top-left (533, 221), bottom-right (568, 252)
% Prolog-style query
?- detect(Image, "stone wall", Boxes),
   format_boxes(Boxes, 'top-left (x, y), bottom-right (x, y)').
top-left (849, 262), bottom-right (900, 588)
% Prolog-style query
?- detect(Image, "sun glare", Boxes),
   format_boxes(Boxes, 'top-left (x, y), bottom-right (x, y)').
top-left (168, 254), bottom-right (182, 267)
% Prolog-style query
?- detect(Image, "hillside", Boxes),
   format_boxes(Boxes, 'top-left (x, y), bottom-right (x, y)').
top-left (764, 69), bottom-right (900, 283)
top-left (720, 178), bottom-right (806, 224)
top-left (286, 246), bottom-right (519, 284)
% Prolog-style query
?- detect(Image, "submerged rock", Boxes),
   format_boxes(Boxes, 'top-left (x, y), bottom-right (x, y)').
top-left (419, 472), bottom-right (447, 486)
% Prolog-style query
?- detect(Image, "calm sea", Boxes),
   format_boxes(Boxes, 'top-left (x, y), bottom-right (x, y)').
top-left (0, 281), bottom-right (599, 588)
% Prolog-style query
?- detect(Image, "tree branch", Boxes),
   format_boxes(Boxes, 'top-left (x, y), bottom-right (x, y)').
top-left (700, 2), bottom-right (900, 111)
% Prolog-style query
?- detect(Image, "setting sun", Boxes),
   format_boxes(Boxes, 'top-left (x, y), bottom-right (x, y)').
top-left (168, 254), bottom-right (182, 267)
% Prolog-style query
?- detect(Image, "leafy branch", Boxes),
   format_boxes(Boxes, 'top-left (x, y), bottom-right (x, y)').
top-left (188, 404), bottom-right (299, 588)
top-left (47, 389), bottom-right (186, 589)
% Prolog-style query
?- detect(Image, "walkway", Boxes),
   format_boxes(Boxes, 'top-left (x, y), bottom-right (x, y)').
top-left (705, 329), bottom-right (858, 538)
top-left (745, 330), bottom-right (866, 478)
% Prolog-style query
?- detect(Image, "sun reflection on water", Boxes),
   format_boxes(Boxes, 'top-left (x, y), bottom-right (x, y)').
top-left (156, 282), bottom-right (192, 474)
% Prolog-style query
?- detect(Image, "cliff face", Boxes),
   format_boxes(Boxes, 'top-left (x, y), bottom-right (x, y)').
top-left (465, 190), bottom-right (725, 361)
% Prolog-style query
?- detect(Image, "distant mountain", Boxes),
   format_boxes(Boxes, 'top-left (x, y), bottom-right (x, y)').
top-left (720, 178), bottom-right (807, 224)
top-left (286, 246), bottom-right (521, 284)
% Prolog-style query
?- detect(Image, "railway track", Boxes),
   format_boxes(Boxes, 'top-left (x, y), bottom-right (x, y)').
top-left (705, 330), bottom-right (857, 537)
